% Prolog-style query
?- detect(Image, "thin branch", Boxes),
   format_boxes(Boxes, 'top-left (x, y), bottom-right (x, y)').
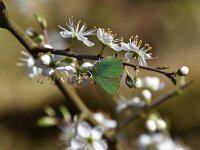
top-left (32, 47), bottom-right (174, 77)
top-left (0, 0), bottom-right (97, 127)
top-left (119, 81), bottom-right (193, 129)
top-left (0, 1), bottom-right (118, 146)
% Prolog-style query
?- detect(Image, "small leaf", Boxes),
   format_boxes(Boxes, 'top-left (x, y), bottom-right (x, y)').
top-left (34, 13), bottom-right (47, 29)
top-left (174, 89), bottom-right (183, 96)
top-left (169, 76), bottom-right (177, 86)
top-left (156, 65), bottom-right (170, 70)
top-left (44, 106), bottom-right (56, 117)
top-left (59, 105), bottom-right (71, 122)
top-left (37, 116), bottom-right (57, 127)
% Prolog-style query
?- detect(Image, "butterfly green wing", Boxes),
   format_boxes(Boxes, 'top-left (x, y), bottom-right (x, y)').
top-left (93, 57), bottom-right (123, 95)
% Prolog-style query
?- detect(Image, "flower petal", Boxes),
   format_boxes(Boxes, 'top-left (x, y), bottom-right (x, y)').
top-left (97, 28), bottom-right (103, 41)
top-left (92, 140), bottom-right (108, 150)
top-left (60, 30), bottom-right (73, 38)
top-left (77, 122), bottom-right (91, 138)
top-left (83, 39), bottom-right (94, 47)
top-left (121, 42), bottom-right (130, 51)
top-left (71, 138), bottom-right (86, 149)
top-left (138, 57), bottom-right (147, 66)
top-left (91, 126), bottom-right (104, 140)
top-left (93, 113), bottom-right (105, 124)
top-left (109, 44), bottom-right (122, 51)
top-left (104, 120), bottom-right (117, 129)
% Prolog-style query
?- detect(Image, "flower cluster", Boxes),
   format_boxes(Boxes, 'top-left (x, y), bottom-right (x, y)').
top-left (37, 105), bottom-right (117, 150)
top-left (59, 18), bottom-right (153, 66)
top-left (65, 121), bottom-right (108, 150)
top-left (18, 45), bottom-right (95, 86)
top-left (137, 112), bottom-right (190, 150)
top-left (18, 49), bottom-right (77, 84)
top-left (137, 133), bottom-right (190, 150)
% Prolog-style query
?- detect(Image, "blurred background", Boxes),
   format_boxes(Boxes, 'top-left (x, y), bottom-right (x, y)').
top-left (0, 0), bottom-right (200, 149)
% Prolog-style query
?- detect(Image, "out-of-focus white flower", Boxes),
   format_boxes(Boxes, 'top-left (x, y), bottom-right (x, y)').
top-left (60, 124), bottom-right (76, 146)
top-left (116, 96), bottom-right (145, 112)
top-left (93, 112), bottom-right (117, 130)
top-left (127, 97), bottom-right (145, 107)
top-left (40, 54), bottom-right (51, 65)
top-left (121, 36), bottom-right (153, 66)
top-left (67, 122), bottom-right (108, 150)
top-left (137, 133), bottom-right (190, 150)
top-left (135, 77), bottom-right (142, 88)
top-left (44, 44), bottom-right (53, 49)
top-left (178, 66), bottom-right (189, 76)
top-left (146, 119), bottom-right (157, 132)
top-left (116, 100), bottom-right (129, 112)
top-left (17, 51), bottom-right (41, 79)
top-left (141, 76), bottom-right (164, 91)
top-left (97, 28), bottom-right (122, 51)
top-left (36, 52), bottom-right (76, 83)
top-left (146, 114), bottom-right (167, 132)
top-left (156, 119), bottom-right (167, 131)
top-left (59, 18), bottom-right (96, 47)
top-left (141, 89), bottom-right (152, 101)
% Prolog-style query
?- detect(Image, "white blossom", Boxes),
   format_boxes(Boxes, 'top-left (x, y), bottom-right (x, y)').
top-left (93, 112), bottom-right (117, 130)
top-left (59, 18), bottom-right (96, 47)
top-left (121, 36), bottom-right (153, 66)
top-left (137, 133), bottom-right (190, 150)
top-left (141, 89), bottom-right (152, 101)
top-left (60, 124), bottom-right (76, 146)
top-left (116, 96), bottom-right (145, 112)
top-left (146, 114), bottom-right (167, 132)
top-left (178, 66), bottom-right (189, 76)
top-left (67, 122), bottom-right (108, 150)
top-left (135, 77), bottom-right (142, 88)
top-left (40, 54), bottom-right (51, 65)
top-left (141, 76), bottom-right (164, 91)
top-left (17, 51), bottom-right (41, 79)
top-left (97, 28), bottom-right (122, 51)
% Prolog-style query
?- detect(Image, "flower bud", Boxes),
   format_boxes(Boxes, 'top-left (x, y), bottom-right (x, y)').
top-left (156, 119), bottom-right (167, 130)
top-left (146, 119), bottom-right (157, 132)
top-left (40, 54), bottom-right (51, 65)
top-left (177, 66), bottom-right (189, 76)
top-left (142, 89), bottom-right (152, 101)
top-left (134, 76), bottom-right (142, 88)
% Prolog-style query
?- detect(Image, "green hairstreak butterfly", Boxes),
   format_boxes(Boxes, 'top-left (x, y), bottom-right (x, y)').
top-left (92, 57), bottom-right (124, 95)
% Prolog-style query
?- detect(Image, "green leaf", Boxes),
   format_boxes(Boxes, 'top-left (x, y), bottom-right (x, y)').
top-left (44, 106), bottom-right (56, 117)
top-left (169, 76), bottom-right (177, 86)
top-left (59, 105), bottom-right (71, 122)
top-left (156, 65), bottom-right (170, 70)
top-left (93, 57), bottom-right (123, 95)
top-left (34, 13), bottom-right (47, 29)
top-left (37, 116), bottom-right (57, 127)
